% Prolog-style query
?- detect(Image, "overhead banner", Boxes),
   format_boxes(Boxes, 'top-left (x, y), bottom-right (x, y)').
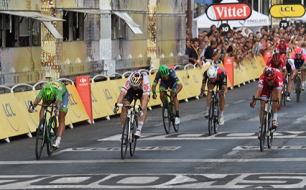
top-left (223, 57), bottom-right (234, 89)
top-left (206, 3), bottom-right (252, 21)
top-left (270, 4), bottom-right (305, 18)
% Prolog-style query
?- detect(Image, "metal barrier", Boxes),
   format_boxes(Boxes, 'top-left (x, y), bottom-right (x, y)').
top-left (11, 83), bottom-right (33, 93)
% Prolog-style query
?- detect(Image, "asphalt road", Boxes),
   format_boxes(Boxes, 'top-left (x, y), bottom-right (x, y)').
top-left (1, 80), bottom-right (306, 189)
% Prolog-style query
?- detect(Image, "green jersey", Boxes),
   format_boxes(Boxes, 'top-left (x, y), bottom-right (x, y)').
top-left (37, 81), bottom-right (68, 102)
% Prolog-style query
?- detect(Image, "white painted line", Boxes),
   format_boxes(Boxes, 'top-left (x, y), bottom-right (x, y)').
top-left (4, 158), bottom-right (306, 164)
top-left (247, 112), bottom-right (287, 122)
top-left (293, 115), bottom-right (306, 124)
top-left (233, 100), bottom-right (245, 104)
top-left (225, 104), bottom-right (229, 107)
top-left (233, 146), bottom-right (306, 151)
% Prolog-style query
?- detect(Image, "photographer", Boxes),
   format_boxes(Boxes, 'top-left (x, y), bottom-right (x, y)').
top-left (204, 40), bottom-right (220, 64)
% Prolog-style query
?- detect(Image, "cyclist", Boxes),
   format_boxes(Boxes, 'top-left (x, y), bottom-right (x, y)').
top-left (292, 47), bottom-right (306, 91)
top-left (276, 38), bottom-right (289, 57)
top-left (282, 54), bottom-right (295, 101)
top-left (201, 65), bottom-right (228, 125)
top-left (152, 65), bottom-right (183, 125)
top-left (250, 68), bottom-right (283, 139)
top-left (114, 71), bottom-right (150, 138)
top-left (266, 53), bottom-right (287, 77)
top-left (28, 81), bottom-right (69, 149)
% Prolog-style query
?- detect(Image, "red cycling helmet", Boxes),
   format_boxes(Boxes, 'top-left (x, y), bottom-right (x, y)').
top-left (272, 53), bottom-right (281, 62)
top-left (265, 68), bottom-right (276, 81)
top-left (280, 39), bottom-right (286, 45)
top-left (296, 47), bottom-right (302, 55)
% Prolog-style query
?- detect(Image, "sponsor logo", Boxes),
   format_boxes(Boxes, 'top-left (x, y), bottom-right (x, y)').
top-left (206, 3), bottom-right (251, 21)
top-left (79, 78), bottom-right (88, 86)
top-left (270, 4), bottom-right (305, 18)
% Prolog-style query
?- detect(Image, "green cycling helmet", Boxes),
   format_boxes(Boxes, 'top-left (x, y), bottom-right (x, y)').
top-left (159, 65), bottom-right (169, 77)
top-left (42, 84), bottom-right (55, 101)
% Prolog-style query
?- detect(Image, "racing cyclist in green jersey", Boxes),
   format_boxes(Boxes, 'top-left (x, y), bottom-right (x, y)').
top-left (28, 81), bottom-right (69, 149)
top-left (152, 65), bottom-right (183, 124)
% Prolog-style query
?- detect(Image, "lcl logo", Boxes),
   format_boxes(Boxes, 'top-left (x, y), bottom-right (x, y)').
top-left (91, 92), bottom-right (97, 103)
top-left (270, 4), bottom-right (305, 18)
top-left (69, 93), bottom-right (78, 106)
top-left (280, 7), bottom-right (295, 12)
top-left (2, 103), bottom-right (16, 117)
top-left (103, 89), bottom-right (113, 100)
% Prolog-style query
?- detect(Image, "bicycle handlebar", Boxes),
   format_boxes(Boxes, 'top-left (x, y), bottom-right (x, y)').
top-left (154, 89), bottom-right (173, 93)
top-left (30, 101), bottom-right (58, 109)
top-left (115, 103), bottom-right (141, 110)
top-left (252, 96), bottom-right (279, 104)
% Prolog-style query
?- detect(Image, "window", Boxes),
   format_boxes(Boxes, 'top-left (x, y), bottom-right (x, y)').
top-left (19, 17), bottom-right (30, 47)
top-left (5, 15), bottom-right (17, 47)
top-left (63, 11), bottom-right (84, 41)
top-left (111, 14), bottom-right (126, 40)
top-left (32, 20), bottom-right (41, 46)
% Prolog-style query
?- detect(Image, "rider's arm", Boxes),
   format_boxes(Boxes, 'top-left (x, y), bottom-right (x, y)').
top-left (32, 97), bottom-right (41, 108)
top-left (116, 91), bottom-right (127, 104)
top-left (176, 83), bottom-right (183, 94)
top-left (201, 71), bottom-right (208, 91)
top-left (220, 73), bottom-right (228, 95)
top-left (254, 86), bottom-right (263, 100)
top-left (152, 72), bottom-right (161, 93)
top-left (55, 100), bottom-right (61, 111)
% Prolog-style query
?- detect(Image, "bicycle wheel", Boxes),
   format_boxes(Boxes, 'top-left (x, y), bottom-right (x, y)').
top-left (171, 101), bottom-right (179, 132)
top-left (47, 116), bottom-right (57, 156)
top-left (121, 118), bottom-right (129, 160)
top-left (260, 114), bottom-right (266, 152)
top-left (130, 118), bottom-right (138, 156)
top-left (35, 118), bottom-right (45, 160)
top-left (283, 83), bottom-right (287, 106)
top-left (297, 77), bottom-right (301, 102)
top-left (213, 103), bottom-right (219, 134)
top-left (208, 101), bottom-right (214, 136)
top-left (267, 113), bottom-right (273, 149)
top-left (281, 91), bottom-right (285, 106)
top-left (162, 98), bottom-right (171, 134)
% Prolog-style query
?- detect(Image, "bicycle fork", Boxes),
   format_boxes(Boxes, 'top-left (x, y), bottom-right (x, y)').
top-left (127, 109), bottom-right (133, 143)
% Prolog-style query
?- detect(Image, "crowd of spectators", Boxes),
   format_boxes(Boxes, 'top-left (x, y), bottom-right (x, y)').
top-left (186, 22), bottom-right (306, 68)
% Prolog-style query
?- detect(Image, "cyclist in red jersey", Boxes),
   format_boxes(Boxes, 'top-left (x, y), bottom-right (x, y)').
top-left (275, 39), bottom-right (289, 57)
top-left (250, 68), bottom-right (283, 139)
top-left (266, 53), bottom-right (287, 78)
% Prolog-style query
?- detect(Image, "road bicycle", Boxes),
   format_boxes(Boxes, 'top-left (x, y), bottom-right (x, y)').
top-left (281, 78), bottom-right (288, 106)
top-left (116, 99), bottom-right (141, 160)
top-left (252, 96), bottom-right (278, 152)
top-left (30, 101), bottom-right (58, 160)
top-left (295, 69), bottom-right (304, 102)
top-left (155, 89), bottom-right (179, 134)
top-left (205, 89), bottom-right (223, 136)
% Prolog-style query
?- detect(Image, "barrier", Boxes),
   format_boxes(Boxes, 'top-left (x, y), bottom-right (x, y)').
top-left (176, 70), bottom-right (198, 99)
top-left (91, 83), bottom-right (114, 118)
top-left (242, 59), bottom-right (258, 81)
top-left (148, 74), bottom-right (163, 106)
top-left (187, 68), bottom-right (202, 95)
top-left (66, 85), bottom-right (90, 123)
top-left (0, 93), bottom-right (31, 137)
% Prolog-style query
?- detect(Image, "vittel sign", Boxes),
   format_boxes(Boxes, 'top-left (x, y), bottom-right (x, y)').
top-left (206, 3), bottom-right (252, 21)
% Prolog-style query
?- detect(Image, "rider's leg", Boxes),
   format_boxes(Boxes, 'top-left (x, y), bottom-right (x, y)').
top-left (302, 68), bottom-right (305, 88)
top-left (57, 111), bottom-right (67, 137)
top-left (288, 76), bottom-right (292, 94)
top-left (260, 100), bottom-right (265, 123)
top-left (219, 85), bottom-right (228, 113)
top-left (120, 100), bottom-right (130, 127)
top-left (138, 95), bottom-right (150, 132)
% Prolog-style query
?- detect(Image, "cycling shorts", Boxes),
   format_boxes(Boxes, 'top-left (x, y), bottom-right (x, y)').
top-left (260, 85), bottom-right (279, 99)
top-left (159, 80), bottom-right (178, 92)
top-left (286, 63), bottom-right (293, 76)
top-left (60, 91), bottom-right (69, 112)
top-left (207, 78), bottom-right (227, 88)
top-left (295, 62), bottom-right (305, 70)
top-left (123, 88), bottom-right (148, 103)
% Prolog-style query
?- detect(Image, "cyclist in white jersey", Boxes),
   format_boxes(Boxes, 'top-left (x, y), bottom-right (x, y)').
top-left (114, 71), bottom-right (150, 138)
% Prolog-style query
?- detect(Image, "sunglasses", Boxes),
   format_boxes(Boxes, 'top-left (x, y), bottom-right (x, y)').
top-left (296, 53), bottom-right (302, 56)
top-left (265, 79), bottom-right (274, 83)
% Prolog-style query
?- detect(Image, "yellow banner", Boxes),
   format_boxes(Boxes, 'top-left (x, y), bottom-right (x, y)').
top-left (91, 83), bottom-right (109, 119)
top-left (176, 70), bottom-right (198, 99)
top-left (66, 85), bottom-right (90, 123)
top-left (234, 62), bottom-right (246, 86)
top-left (0, 93), bottom-right (30, 137)
top-left (94, 81), bottom-right (120, 116)
top-left (242, 59), bottom-right (257, 80)
top-left (188, 68), bottom-right (202, 94)
top-left (148, 74), bottom-right (163, 106)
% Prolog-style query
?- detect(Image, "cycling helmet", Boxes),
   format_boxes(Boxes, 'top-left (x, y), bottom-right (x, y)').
top-left (280, 39), bottom-right (286, 45)
top-left (159, 65), bottom-right (169, 77)
top-left (42, 83), bottom-right (55, 101)
top-left (265, 68), bottom-right (276, 81)
top-left (296, 47), bottom-right (302, 55)
top-left (207, 66), bottom-right (218, 79)
top-left (272, 53), bottom-right (281, 62)
top-left (129, 71), bottom-right (143, 87)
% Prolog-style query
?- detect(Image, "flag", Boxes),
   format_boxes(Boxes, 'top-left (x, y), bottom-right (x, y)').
top-left (196, 0), bottom-right (214, 4)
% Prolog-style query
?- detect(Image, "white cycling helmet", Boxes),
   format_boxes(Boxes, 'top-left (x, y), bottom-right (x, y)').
top-left (129, 71), bottom-right (143, 87)
top-left (207, 66), bottom-right (218, 79)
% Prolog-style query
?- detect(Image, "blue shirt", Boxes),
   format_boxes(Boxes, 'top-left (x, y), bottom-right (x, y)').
top-left (153, 68), bottom-right (180, 85)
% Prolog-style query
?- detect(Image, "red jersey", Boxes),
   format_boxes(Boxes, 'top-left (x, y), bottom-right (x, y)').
top-left (266, 56), bottom-right (286, 70)
top-left (276, 43), bottom-right (289, 55)
top-left (258, 69), bottom-right (284, 90)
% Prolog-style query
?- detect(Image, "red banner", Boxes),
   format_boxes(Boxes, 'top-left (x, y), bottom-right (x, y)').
top-left (263, 51), bottom-right (272, 65)
top-left (206, 3), bottom-right (252, 21)
top-left (75, 76), bottom-right (93, 123)
top-left (223, 57), bottom-right (234, 89)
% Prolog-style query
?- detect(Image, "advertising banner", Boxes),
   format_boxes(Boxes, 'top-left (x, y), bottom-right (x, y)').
top-left (263, 51), bottom-right (272, 65)
top-left (206, 3), bottom-right (252, 21)
top-left (75, 76), bottom-right (93, 123)
top-left (270, 4), bottom-right (305, 18)
top-left (223, 57), bottom-right (234, 89)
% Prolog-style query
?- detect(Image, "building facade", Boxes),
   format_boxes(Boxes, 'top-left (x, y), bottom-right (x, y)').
top-left (0, 0), bottom-right (187, 86)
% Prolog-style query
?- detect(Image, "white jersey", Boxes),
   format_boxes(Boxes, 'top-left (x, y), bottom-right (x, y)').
top-left (122, 72), bottom-right (151, 95)
top-left (287, 58), bottom-right (296, 71)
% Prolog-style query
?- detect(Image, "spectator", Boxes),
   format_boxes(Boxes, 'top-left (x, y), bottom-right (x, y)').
top-left (203, 31), bottom-right (208, 37)
top-left (198, 33), bottom-right (204, 42)
top-left (186, 38), bottom-right (192, 55)
top-left (207, 25), bottom-right (217, 38)
top-left (189, 38), bottom-right (199, 64)
top-left (198, 41), bottom-right (206, 59)
top-left (204, 40), bottom-right (221, 63)
top-left (225, 32), bottom-right (233, 41)
top-left (259, 28), bottom-right (266, 38)
top-left (196, 47), bottom-right (205, 68)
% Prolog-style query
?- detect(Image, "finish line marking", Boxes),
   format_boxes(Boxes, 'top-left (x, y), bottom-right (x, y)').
top-left (3, 158), bottom-right (306, 164)
top-left (98, 131), bottom-right (306, 141)
top-left (233, 146), bottom-right (306, 151)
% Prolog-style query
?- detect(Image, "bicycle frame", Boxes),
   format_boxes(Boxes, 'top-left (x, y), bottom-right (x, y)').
top-left (156, 89), bottom-right (175, 119)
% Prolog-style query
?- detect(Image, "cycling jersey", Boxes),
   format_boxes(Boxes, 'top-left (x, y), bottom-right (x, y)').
top-left (202, 65), bottom-right (227, 86)
top-left (286, 58), bottom-right (296, 76)
top-left (291, 52), bottom-right (306, 61)
top-left (37, 81), bottom-right (69, 112)
top-left (153, 68), bottom-right (181, 86)
top-left (294, 58), bottom-right (305, 70)
top-left (258, 69), bottom-right (284, 99)
top-left (276, 43), bottom-right (289, 55)
top-left (266, 56), bottom-right (286, 70)
top-left (122, 72), bottom-right (150, 95)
